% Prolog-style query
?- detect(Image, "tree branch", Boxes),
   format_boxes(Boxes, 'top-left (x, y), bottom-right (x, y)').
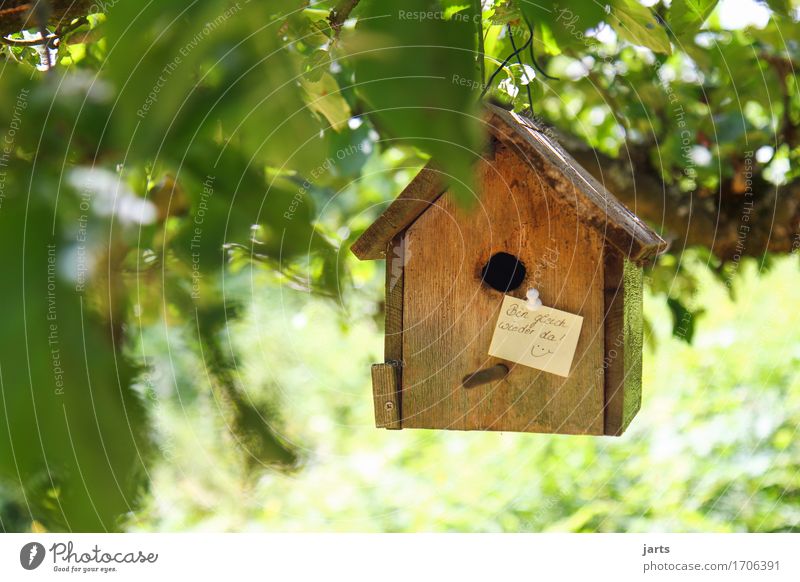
top-left (0, 1), bottom-right (93, 36)
top-left (0, 30), bottom-right (55, 46)
top-left (328, 0), bottom-right (360, 35)
top-left (559, 131), bottom-right (800, 261)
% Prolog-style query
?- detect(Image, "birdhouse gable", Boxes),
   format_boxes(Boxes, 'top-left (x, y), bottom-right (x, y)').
top-left (351, 104), bottom-right (667, 264)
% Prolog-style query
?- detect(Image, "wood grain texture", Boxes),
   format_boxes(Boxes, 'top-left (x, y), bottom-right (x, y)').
top-left (384, 235), bottom-right (405, 362)
top-left (371, 363), bottom-right (401, 429)
top-left (603, 250), bottom-right (644, 435)
top-left (621, 258), bottom-right (644, 429)
top-left (603, 248), bottom-right (626, 435)
top-left (351, 165), bottom-right (445, 260)
top-left (401, 144), bottom-right (606, 434)
top-left (485, 104), bottom-right (667, 264)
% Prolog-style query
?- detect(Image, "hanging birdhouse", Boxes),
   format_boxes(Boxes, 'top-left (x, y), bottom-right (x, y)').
top-left (351, 104), bottom-right (667, 436)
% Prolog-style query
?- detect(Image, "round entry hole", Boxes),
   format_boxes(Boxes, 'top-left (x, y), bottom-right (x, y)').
top-left (480, 252), bottom-right (526, 292)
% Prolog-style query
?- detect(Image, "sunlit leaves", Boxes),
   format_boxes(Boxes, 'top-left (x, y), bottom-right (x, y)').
top-left (668, 0), bottom-right (720, 39)
top-left (610, 0), bottom-right (672, 54)
top-left (519, 0), bottom-right (671, 55)
top-left (302, 73), bottom-right (352, 131)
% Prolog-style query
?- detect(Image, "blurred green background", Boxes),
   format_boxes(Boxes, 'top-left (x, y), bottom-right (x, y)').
top-left (128, 254), bottom-right (800, 532)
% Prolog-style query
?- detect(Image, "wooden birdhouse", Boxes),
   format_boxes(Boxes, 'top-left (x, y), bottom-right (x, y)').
top-left (351, 104), bottom-right (667, 436)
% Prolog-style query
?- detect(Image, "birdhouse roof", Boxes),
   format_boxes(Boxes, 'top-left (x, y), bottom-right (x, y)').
top-left (351, 103), bottom-right (667, 264)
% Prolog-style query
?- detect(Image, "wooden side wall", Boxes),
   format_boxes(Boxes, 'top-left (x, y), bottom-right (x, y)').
top-left (603, 249), bottom-right (643, 435)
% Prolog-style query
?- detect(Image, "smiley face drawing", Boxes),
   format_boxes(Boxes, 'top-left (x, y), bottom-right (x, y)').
top-left (530, 343), bottom-right (554, 358)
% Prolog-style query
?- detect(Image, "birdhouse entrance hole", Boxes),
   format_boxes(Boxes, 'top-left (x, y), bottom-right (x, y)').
top-left (480, 252), bottom-right (526, 292)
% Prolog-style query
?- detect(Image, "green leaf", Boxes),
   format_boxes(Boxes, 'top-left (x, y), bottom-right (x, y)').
top-left (442, 1), bottom-right (473, 19)
top-left (490, 0), bottom-right (521, 26)
top-left (326, 120), bottom-right (375, 178)
top-left (766, 0), bottom-right (792, 17)
top-left (610, 0), bottom-right (672, 54)
top-left (0, 196), bottom-right (151, 531)
top-left (668, 0), bottom-right (719, 38)
top-left (666, 297), bottom-right (701, 343)
top-left (302, 73), bottom-right (352, 131)
top-left (351, 0), bottom-right (481, 205)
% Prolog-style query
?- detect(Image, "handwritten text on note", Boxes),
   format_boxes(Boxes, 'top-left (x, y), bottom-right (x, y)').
top-left (488, 296), bottom-right (584, 377)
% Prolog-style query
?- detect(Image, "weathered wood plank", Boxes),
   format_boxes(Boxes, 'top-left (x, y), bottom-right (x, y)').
top-left (351, 165), bottom-right (446, 260)
top-left (603, 249), bottom-right (644, 435)
top-left (621, 258), bottom-right (644, 430)
top-left (371, 363), bottom-right (401, 430)
top-left (603, 248), bottom-right (626, 435)
top-left (401, 144), bottom-right (606, 434)
top-left (384, 235), bottom-right (405, 361)
top-left (370, 234), bottom-right (406, 430)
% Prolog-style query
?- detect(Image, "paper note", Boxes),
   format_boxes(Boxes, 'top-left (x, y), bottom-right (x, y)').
top-left (488, 295), bottom-right (584, 377)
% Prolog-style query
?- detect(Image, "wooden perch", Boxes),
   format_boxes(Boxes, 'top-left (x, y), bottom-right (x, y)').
top-left (462, 364), bottom-right (509, 389)
top-left (328, 0), bottom-right (360, 34)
